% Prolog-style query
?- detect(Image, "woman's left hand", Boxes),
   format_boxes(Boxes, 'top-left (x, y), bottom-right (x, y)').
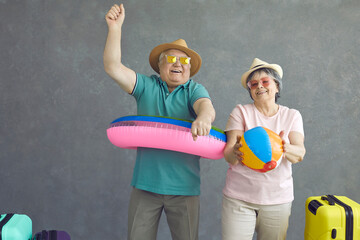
top-left (279, 131), bottom-right (306, 164)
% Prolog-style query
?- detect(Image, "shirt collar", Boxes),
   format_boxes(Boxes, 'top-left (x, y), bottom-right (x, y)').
top-left (156, 76), bottom-right (192, 90)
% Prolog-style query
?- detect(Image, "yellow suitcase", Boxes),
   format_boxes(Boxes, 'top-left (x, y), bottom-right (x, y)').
top-left (305, 195), bottom-right (360, 240)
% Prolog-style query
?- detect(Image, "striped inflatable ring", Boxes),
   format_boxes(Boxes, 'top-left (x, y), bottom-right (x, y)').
top-left (107, 116), bottom-right (226, 160)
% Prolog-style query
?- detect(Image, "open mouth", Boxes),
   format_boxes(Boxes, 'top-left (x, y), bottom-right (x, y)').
top-left (256, 91), bottom-right (267, 95)
top-left (171, 69), bottom-right (182, 73)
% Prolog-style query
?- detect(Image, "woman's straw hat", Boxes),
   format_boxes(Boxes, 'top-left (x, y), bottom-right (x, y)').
top-left (241, 58), bottom-right (283, 89)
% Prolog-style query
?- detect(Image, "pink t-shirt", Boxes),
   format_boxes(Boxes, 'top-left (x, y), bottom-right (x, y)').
top-left (223, 103), bottom-right (304, 205)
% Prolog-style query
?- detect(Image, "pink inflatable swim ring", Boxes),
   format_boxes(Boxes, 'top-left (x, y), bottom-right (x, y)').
top-left (107, 115), bottom-right (226, 160)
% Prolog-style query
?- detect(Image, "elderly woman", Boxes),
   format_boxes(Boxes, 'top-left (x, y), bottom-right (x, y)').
top-left (222, 58), bottom-right (306, 240)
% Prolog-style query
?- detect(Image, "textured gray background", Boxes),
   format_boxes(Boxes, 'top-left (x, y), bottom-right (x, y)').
top-left (1, 0), bottom-right (360, 239)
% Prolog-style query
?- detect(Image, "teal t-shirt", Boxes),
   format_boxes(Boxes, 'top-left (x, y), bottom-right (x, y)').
top-left (130, 73), bottom-right (211, 195)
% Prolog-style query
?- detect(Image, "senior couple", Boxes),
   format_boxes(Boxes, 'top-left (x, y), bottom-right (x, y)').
top-left (104, 4), bottom-right (306, 240)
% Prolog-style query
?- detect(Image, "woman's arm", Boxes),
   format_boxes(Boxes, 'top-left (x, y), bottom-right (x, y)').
top-left (280, 131), bottom-right (306, 164)
top-left (223, 130), bottom-right (244, 165)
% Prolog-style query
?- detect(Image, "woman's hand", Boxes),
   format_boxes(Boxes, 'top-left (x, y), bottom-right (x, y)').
top-left (224, 130), bottom-right (244, 165)
top-left (279, 131), bottom-right (306, 164)
top-left (230, 136), bottom-right (244, 165)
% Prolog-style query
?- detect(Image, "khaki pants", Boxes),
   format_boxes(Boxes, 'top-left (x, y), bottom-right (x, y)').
top-left (128, 188), bottom-right (199, 240)
top-left (222, 195), bottom-right (292, 240)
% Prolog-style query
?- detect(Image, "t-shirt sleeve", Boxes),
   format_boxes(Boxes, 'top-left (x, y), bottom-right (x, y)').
top-left (131, 73), bottom-right (148, 100)
top-left (290, 110), bottom-right (304, 136)
top-left (189, 83), bottom-right (211, 107)
top-left (225, 105), bottom-right (245, 132)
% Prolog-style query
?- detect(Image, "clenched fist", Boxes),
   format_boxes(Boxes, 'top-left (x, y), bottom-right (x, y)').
top-left (105, 4), bottom-right (125, 29)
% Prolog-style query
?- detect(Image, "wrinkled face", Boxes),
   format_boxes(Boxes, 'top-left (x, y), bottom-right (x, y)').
top-left (248, 71), bottom-right (279, 103)
top-left (158, 49), bottom-right (191, 91)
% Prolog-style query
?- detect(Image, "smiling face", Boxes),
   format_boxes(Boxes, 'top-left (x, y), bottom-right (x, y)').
top-left (249, 70), bottom-right (279, 103)
top-left (158, 49), bottom-right (191, 92)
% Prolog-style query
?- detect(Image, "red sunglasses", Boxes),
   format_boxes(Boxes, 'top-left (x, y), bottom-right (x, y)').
top-left (247, 78), bottom-right (272, 90)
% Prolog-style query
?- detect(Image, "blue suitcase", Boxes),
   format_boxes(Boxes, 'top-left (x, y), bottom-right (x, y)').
top-left (0, 214), bottom-right (32, 240)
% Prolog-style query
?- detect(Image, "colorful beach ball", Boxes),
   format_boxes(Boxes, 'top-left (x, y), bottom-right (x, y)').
top-left (239, 126), bottom-right (283, 173)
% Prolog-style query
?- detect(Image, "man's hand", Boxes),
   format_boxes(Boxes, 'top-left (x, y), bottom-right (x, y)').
top-left (105, 4), bottom-right (125, 29)
top-left (191, 98), bottom-right (216, 141)
top-left (191, 116), bottom-right (212, 141)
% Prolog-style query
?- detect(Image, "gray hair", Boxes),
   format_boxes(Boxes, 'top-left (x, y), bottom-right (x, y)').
top-left (158, 52), bottom-right (166, 63)
top-left (246, 68), bottom-right (282, 102)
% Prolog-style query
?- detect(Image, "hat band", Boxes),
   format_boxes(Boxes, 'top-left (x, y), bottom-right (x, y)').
top-left (251, 64), bottom-right (265, 69)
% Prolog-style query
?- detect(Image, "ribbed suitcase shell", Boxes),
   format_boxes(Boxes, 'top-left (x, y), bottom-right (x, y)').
top-left (305, 195), bottom-right (360, 240)
top-left (0, 214), bottom-right (32, 240)
top-left (33, 230), bottom-right (70, 240)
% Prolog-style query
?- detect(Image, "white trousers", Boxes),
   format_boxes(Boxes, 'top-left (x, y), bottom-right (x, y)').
top-left (222, 195), bottom-right (292, 240)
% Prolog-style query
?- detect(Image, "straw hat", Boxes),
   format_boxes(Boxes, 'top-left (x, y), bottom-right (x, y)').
top-left (241, 58), bottom-right (283, 89)
top-left (149, 39), bottom-right (202, 77)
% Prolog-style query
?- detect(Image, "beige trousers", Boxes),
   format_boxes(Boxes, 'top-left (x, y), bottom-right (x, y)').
top-left (222, 194), bottom-right (292, 240)
top-left (127, 188), bottom-right (200, 240)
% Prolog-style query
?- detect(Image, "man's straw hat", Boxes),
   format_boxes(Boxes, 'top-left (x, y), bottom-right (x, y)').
top-left (149, 39), bottom-right (202, 77)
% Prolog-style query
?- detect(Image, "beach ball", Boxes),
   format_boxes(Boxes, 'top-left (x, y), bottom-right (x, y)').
top-left (239, 126), bottom-right (283, 173)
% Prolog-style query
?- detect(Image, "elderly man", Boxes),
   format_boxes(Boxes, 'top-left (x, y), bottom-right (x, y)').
top-left (104, 4), bottom-right (216, 240)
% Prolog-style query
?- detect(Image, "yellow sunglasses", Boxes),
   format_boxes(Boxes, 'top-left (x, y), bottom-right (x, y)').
top-left (165, 55), bottom-right (191, 65)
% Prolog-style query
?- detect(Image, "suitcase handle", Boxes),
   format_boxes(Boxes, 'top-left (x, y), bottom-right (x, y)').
top-left (42, 230), bottom-right (48, 240)
top-left (0, 214), bottom-right (15, 239)
top-left (321, 195), bottom-right (335, 205)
